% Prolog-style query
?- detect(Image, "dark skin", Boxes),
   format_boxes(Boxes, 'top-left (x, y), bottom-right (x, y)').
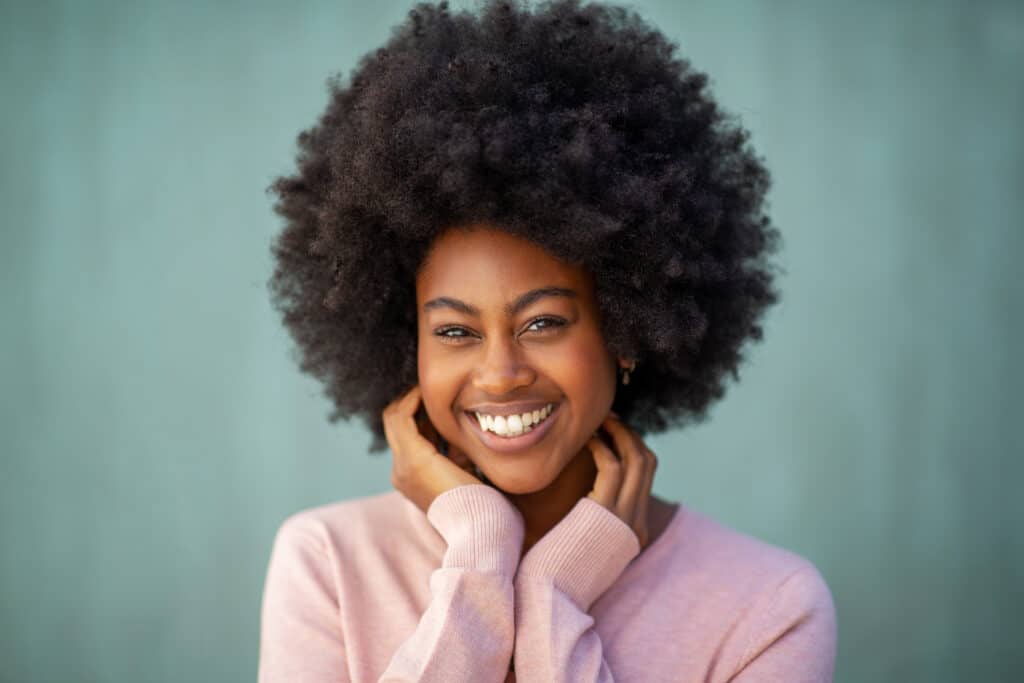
top-left (382, 224), bottom-right (677, 557)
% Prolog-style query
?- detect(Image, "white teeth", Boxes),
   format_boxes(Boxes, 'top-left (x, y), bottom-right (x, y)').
top-left (474, 404), bottom-right (556, 438)
top-left (492, 415), bottom-right (508, 435)
top-left (507, 415), bottom-right (523, 433)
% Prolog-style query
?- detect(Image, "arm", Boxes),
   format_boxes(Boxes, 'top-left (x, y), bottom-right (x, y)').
top-left (257, 484), bottom-right (524, 683)
top-left (511, 496), bottom-right (640, 682)
top-left (380, 484), bottom-right (524, 682)
top-left (728, 564), bottom-right (838, 683)
top-left (258, 509), bottom-right (350, 682)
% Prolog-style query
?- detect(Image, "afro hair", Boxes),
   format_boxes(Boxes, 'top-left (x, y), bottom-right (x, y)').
top-left (267, 0), bottom-right (782, 453)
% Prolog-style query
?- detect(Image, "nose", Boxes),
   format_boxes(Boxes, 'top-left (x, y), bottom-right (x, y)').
top-left (471, 336), bottom-right (536, 395)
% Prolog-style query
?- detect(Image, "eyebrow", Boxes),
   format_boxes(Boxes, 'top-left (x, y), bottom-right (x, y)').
top-left (422, 286), bottom-right (578, 318)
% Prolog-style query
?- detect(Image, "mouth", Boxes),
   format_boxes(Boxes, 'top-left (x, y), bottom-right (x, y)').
top-left (463, 402), bottom-right (562, 454)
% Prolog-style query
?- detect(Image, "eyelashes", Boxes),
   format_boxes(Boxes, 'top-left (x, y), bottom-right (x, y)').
top-left (434, 316), bottom-right (567, 342)
top-left (528, 316), bottom-right (567, 332)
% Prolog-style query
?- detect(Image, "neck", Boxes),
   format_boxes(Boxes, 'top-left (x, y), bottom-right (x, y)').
top-left (504, 446), bottom-right (597, 556)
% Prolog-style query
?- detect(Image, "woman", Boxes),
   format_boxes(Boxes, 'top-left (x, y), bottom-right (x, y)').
top-left (259, 1), bottom-right (837, 681)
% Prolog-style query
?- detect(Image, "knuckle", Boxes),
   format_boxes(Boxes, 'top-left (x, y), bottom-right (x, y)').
top-left (629, 433), bottom-right (644, 451)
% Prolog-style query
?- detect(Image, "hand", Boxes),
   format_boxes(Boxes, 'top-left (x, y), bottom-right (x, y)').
top-left (382, 384), bottom-right (484, 514)
top-left (585, 413), bottom-right (659, 550)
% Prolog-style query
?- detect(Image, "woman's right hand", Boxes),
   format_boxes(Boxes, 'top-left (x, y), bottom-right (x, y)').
top-left (382, 384), bottom-right (485, 514)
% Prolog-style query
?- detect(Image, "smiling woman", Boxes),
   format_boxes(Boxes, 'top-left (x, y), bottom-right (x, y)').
top-left (416, 227), bottom-right (618, 496)
top-left (259, 1), bottom-right (836, 681)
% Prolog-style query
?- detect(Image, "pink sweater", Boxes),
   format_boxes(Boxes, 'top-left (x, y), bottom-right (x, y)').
top-left (259, 484), bottom-right (836, 682)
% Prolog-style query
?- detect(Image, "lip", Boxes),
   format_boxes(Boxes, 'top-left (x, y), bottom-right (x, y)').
top-left (464, 402), bottom-right (562, 454)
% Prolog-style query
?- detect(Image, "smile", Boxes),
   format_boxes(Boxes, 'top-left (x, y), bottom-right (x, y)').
top-left (463, 402), bottom-right (561, 454)
top-left (474, 403), bottom-right (554, 437)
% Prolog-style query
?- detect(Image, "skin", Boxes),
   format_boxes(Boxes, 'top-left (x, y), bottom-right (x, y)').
top-left (382, 224), bottom-right (677, 556)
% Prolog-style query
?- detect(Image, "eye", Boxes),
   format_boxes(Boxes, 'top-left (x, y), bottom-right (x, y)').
top-left (434, 326), bottom-right (474, 342)
top-left (524, 316), bottom-right (567, 333)
top-left (432, 316), bottom-right (567, 345)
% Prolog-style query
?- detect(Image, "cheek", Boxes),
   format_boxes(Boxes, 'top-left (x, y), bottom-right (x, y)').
top-left (547, 333), bottom-right (617, 413)
top-left (417, 343), bottom-right (459, 423)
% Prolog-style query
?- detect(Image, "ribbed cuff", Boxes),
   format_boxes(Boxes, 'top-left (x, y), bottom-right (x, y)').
top-left (515, 496), bottom-right (640, 611)
top-left (427, 484), bottom-right (525, 576)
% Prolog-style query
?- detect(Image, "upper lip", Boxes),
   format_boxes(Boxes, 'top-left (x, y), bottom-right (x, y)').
top-left (464, 401), bottom-right (556, 416)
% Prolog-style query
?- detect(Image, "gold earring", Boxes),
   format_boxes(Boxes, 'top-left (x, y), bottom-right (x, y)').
top-left (621, 360), bottom-right (636, 385)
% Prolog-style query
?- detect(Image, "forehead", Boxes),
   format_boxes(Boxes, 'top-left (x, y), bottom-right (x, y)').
top-left (416, 226), bottom-right (590, 300)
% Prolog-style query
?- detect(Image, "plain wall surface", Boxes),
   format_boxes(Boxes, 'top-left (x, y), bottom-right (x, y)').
top-left (2, 0), bottom-right (1021, 680)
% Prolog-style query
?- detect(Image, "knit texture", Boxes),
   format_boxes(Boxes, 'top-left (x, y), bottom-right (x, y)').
top-left (259, 484), bottom-right (836, 682)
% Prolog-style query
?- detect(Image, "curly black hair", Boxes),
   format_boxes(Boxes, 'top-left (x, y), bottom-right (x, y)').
top-left (267, 0), bottom-right (781, 453)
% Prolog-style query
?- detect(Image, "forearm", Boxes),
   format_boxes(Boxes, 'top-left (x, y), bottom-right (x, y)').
top-left (379, 568), bottom-right (515, 682)
top-left (380, 484), bottom-right (524, 682)
top-left (511, 497), bottom-right (640, 682)
top-left (513, 575), bottom-right (615, 681)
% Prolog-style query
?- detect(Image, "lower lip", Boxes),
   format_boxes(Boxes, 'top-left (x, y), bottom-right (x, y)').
top-left (464, 403), bottom-right (561, 454)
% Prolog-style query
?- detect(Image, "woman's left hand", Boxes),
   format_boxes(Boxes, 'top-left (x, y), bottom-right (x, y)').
top-left (585, 413), bottom-right (659, 550)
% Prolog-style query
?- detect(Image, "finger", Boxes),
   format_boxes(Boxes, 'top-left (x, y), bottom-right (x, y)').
top-left (415, 408), bottom-right (442, 449)
top-left (402, 387), bottom-right (447, 454)
top-left (397, 413), bottom-right (438, 460)
top-left (383, 411), bottom-right (428, 464)
top-left (602, 417), bottom-right (644, 520)
top-left (388, 387), bottom-right (430, 449)
top-left (633, 447), bottom-right (655, 543)
top-left (398, 384), bottom-right (422, 414)
top-left (586, 436), bottom-right (622, 510)
top-left (383, 391), bottom-right (437, 464)
top-left (382, 386), bottom-right (418, 444)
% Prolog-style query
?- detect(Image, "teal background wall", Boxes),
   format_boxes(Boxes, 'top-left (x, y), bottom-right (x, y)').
top-left (2, 0), bottom-right (1021, 680)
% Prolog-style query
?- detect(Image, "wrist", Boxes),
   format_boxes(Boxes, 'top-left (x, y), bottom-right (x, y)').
top-left (515, 496), bottom-right (640, 610)
top-left (427, 484), bottom-right (525, 574)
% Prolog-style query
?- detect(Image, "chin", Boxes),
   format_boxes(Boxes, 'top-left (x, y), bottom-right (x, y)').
top-left (476, 462), bottom-right (559, 496)
top-left (487, 478), bottom-right (544, 496)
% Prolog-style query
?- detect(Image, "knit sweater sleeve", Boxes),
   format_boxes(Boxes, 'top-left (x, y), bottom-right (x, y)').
top-left (511, 496), bottom-right (641, 682)
top-left (379, 484), bottom-right (524, 682)
top-left (258, 505), bottom-right (351, 682)
top-left (258, 484), bottom-right (524, 683)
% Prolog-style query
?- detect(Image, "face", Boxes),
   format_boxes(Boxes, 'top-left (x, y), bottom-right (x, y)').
top-left (415, 224), bottom-right (620, 495)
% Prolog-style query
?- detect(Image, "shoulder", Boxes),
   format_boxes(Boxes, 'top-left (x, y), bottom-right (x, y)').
top-left (268, 489), bottom-right (430, 570)
top-left (674, 505), bottom-right (835, 614)
top-left (677, 506), bottom-right (831, 589)
top-left (276, 489), bottom-right (407, 532)
top-left (672, 506), bottom-right (837, 674)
